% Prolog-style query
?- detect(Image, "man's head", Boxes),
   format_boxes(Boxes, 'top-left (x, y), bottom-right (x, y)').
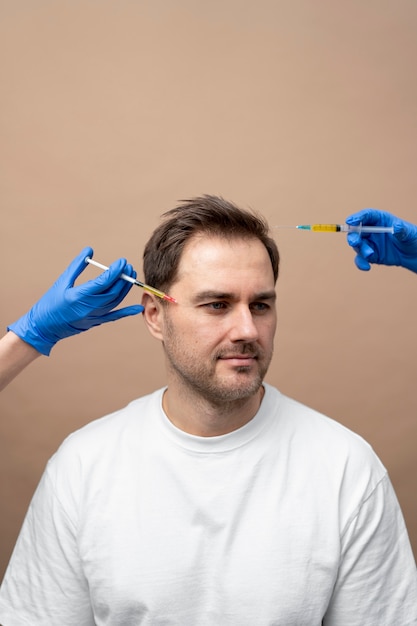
top-left (142, 195), bottom-right (279, 422)
top-left (143, 195), bottom-right (279, 293)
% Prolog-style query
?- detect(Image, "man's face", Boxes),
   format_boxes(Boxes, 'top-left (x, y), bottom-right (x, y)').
top-left (150, 235), bottom-right (277, 405)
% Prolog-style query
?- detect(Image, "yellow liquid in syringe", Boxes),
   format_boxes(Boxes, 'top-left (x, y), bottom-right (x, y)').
top-left (296, 224), bottom-right (343, 232)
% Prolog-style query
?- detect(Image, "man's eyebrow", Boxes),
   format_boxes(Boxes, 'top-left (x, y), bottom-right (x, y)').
top-left (192, 290), bottom-right (276, 303)
top-left (254, 291), bottom-right (277, 301)
top-left (192, 290), bottom-right (233, 302)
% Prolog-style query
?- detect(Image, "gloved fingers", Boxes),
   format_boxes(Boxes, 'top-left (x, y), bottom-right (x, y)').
top-left (104, 263), bottom-right (137, 304)
top-left (94, 304), bottom-right (144, 323)
top-left (60, 246), bottom-right (95, 288)
top-left (79, 257), bottom-right (129, 295)
top-left (122, 263), bottom-right (136, 278)
top-left (346, 232), bottom-right (375, 257)
top-left (347, 233), bottom-right (376, 268)
top-left (72, 258), bottom-right (139, 296)
top-left (345, 221), bottom-right (372, 269)
top-left (346, 232), bottom-right (362, 248)
top-left (346, 208), bottom-right (395, 228)
top-left (392, 218), bottom-right (417, 243)
top-left (346, 209), bottom-right (380, 226)
top-left (71, 304), bottom-right (144, 330)
top-left (68, 263), bottom-right (139, 312)
top-left (345, 210), bottom-right (365, 226)
top-left (357, 239), bottom-right (375, 261)
top-left (354, 255), bottom-right (371, 271)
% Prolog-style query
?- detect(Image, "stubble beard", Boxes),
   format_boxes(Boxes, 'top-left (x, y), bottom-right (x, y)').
top-left (163, 334), bottom-right (272, 407)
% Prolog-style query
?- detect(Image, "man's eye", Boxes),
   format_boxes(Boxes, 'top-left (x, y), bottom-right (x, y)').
top-left (205, 302), bottom-right (227, 310)
top-left (251, 302), bottom-right (269, 312)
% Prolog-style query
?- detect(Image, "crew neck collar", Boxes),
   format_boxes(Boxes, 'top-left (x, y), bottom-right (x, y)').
top-left (156, 384), bottom-right (277, 453)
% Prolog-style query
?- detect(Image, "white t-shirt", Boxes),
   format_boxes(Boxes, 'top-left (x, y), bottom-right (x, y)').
top-left (0, 384), bottom-right (416, 625)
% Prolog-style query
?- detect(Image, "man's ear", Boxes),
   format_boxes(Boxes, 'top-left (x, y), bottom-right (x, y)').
top-left (141, 292), bottom-right (164, 341)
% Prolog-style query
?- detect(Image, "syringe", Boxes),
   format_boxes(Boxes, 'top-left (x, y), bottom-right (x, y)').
top-left (85, 257), bottom-right (177, 303)
top-left (295, 224), bottom-right (394, 234)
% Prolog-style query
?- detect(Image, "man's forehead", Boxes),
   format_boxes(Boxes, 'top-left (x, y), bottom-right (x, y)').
top-left (174, 235), bottom-right (275, 291)
top-left (179, 233), bottom-right (269, 264)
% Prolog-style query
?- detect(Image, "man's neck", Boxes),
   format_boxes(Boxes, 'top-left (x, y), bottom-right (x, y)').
top-left (162, 384), bottom-right (265, 437)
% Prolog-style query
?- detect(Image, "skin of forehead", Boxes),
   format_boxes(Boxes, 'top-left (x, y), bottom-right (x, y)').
top-left (174, 234), bottom-right (275, 292)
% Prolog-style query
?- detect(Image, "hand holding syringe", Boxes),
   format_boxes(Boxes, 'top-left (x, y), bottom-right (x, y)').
top-left (278, 223), bottom-right (395, 234)
top-left (276, 209), bottom-right (417, 273)
top-left (346, 209), bottom-right (417, 272)
top-left (85, 257), bottom-right (177, 303)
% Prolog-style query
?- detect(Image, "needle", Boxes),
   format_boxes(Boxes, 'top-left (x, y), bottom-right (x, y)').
top-left (85, 257), bottom-right (177, 303)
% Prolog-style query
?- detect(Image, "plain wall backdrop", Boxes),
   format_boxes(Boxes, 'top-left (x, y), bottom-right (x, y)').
top-left (1, 0), bottom-right (416, 578)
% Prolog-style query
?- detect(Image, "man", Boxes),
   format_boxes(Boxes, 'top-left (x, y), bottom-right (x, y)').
top-left (0, 195), bottom-right (416, 625)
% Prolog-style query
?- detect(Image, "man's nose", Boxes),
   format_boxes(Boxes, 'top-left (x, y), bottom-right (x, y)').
top-left (228, 306), bottom-right (259, 343)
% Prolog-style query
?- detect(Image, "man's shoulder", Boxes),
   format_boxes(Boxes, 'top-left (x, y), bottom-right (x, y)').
top-left (51, 387), bottom-right (165, 463)
top-left (265, 383), bottom-right (385, 472)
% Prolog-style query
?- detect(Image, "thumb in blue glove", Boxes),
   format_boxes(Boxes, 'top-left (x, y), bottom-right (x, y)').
top-left (8, 247), bottom-right (144, 355)
top-left (346, 209), bottom-right (417, 273)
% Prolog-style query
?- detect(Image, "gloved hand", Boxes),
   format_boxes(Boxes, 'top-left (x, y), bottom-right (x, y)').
top-left (8, 246), bottom-right (144, 355)
top-left (346, 209), bottom-right (417, 273)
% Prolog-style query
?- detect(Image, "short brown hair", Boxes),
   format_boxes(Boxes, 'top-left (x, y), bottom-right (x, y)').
top-left (143, 195), bottom-right (279, 291)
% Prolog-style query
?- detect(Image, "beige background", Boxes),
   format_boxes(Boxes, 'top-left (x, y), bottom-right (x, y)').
top-left (1, 0), bottom-right (416, 578)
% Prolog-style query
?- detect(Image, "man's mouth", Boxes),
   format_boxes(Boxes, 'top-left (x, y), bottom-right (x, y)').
top-left (218, 353), bottom-right (258, 366)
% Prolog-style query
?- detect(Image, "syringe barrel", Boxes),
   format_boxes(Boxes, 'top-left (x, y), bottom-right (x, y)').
top-left (310, 224), bottom-right (341, 232)
top-left (341, 225), bottom-right (395, 234)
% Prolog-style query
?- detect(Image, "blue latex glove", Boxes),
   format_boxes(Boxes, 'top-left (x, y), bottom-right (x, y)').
top-left (346, 209), bottom-right (417, 273)
top-left (8, 246), bottom-right (144, 355)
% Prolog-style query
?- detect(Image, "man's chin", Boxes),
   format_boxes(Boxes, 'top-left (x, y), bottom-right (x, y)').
top-left (208, 376), bottom-right (264, 403)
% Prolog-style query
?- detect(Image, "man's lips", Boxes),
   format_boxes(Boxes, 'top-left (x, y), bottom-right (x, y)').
top-left (218, 354), bottom-right (258, 366)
